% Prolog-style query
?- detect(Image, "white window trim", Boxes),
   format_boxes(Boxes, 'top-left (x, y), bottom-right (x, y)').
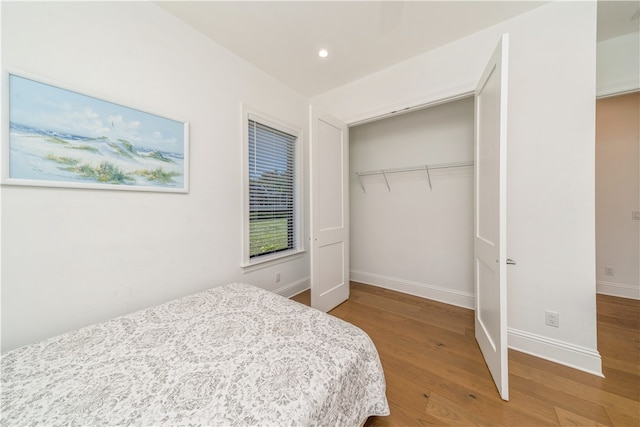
top-left (241, 105), bottom-right (305, 269)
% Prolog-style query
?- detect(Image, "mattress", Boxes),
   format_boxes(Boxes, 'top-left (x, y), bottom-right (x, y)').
top-left (1, 283), bottom-right (389, 426)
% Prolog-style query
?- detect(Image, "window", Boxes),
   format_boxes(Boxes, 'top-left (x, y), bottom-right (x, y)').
top-left (243, 110), bottom-right (302, 266)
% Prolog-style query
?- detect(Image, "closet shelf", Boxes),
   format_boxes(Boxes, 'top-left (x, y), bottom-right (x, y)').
top-left (355, 160), bottom-right (474, 193)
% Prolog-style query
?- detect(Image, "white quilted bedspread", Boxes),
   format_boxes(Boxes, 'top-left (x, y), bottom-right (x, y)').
top-left (1, 283), bottom-right (389, 426)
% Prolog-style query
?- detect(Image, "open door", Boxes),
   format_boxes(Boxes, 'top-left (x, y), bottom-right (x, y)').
top-left (474, 33), bottom-right (510, 401)
top-left (309, 107), bottom-right (349, 312)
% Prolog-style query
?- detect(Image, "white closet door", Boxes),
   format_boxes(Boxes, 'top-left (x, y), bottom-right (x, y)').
top-left (309, 106), bottom-right (349, 312)
top-left (474, 33), bottom-right (510, 401)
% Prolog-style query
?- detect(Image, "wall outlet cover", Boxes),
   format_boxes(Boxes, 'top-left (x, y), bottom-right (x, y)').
top-left (545, 310), bottom-right (559, 328)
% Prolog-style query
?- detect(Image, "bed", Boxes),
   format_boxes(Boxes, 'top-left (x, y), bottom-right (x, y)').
top-left (1, 283), bottom-right (389, 426)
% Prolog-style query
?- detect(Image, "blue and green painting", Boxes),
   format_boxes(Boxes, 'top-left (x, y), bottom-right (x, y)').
top-left (8, 74), bottom-right (186, 190)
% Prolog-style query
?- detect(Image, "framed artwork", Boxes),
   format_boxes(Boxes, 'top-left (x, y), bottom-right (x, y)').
top-left (2, 71), bottom-right (189, 192)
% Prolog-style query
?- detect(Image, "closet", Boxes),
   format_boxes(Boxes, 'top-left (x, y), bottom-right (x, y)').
top-left (349, 97), bottom-right (476, 309)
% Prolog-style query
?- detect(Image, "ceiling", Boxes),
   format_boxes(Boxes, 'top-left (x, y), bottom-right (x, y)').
top-left (156, 1), bottom-right (640, 97)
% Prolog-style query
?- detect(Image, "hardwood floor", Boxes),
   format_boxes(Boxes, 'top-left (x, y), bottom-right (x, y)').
top-left (290, 282), bottom-right (640, 426)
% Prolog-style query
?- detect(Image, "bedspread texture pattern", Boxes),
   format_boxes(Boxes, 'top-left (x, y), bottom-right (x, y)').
top-left (1, 283), bottom-right (389, 426)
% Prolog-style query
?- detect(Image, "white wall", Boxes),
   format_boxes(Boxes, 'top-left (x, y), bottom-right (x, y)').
top-left (350, 98), bottom-right (475, 308)
top-left (597, 33), bottom-right (640, 98)
top-left (1, 1), bottom-right (310, 351)
top-left (312, 2), bottom-right (601, 375)
top-left (596, 93), bottom-right (640, 299)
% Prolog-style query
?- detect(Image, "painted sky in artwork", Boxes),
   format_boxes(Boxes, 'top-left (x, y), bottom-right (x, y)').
top-left (9, 74), bottom-right (184, 154)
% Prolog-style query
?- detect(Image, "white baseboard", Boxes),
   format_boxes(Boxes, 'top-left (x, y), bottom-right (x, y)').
top-left (597, 281), bottom-right (640, 300)
top-left (508, 327), bottom-right (603, 377)
top-left (274, 277), bottom-right (310, 298)
top-left (350, 270), bottom-right (474, 309)
top-left (349, 270), bottom-right (603, 377)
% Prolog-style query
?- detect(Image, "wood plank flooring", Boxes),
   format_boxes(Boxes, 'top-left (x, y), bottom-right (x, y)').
top-left (290, 282), bottom-right (640, 426)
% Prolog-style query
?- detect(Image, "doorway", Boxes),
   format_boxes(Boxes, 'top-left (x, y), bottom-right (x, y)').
top-left (348, 97), bottom-right (476, 309)
top-left (595, 92), bottom-right (640, 299)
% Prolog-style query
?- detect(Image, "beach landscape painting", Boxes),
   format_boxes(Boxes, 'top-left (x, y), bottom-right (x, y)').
top-left (3, 73), bottom-right (188, 192)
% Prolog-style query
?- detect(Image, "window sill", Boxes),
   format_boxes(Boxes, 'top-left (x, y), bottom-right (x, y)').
top-left (241, 249), bottom-right (307, 273)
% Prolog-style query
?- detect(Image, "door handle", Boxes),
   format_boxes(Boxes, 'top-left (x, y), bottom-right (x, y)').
top-left (506, 259), bottom-right (516, 265)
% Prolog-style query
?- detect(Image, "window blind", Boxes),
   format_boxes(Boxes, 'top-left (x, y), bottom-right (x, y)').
top-left (248, 119), bottom-right (297, 258)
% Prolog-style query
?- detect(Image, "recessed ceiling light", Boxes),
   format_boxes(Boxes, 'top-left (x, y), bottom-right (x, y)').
top-left (318, 49), bottom-right (328, 58)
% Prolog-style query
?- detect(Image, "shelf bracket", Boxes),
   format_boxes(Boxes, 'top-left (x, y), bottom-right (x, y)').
top-left (357, 173), bottom-right (366, 193)
top-left (425, 165), bottom-right (433, 191)
top-left (381, 170), bottom-right (391, 192)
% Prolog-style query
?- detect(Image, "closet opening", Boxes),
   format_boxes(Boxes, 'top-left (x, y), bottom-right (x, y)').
top-left (348, 96), bottom-right (476, 310)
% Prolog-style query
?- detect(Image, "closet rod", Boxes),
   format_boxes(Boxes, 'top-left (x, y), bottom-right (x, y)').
top-left (355, 160), bottom-right (474, 193)
top-left (356, 160), bottom-right (473, 177)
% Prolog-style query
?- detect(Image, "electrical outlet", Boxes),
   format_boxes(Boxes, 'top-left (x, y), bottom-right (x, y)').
top-left (604, 266), bottom-right (615, 276)
top-left (545, 310), bottom-right (559, 328)
top-left (275, 272), bottom-right (281, 283)
top-left (633, 211), bottom-right (640, 220)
